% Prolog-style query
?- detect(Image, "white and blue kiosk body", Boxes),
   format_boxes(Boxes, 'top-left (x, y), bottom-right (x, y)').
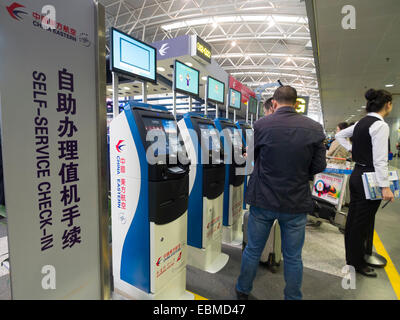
top-left (110, 102), bottom-right (193, 300)
top-left (177, 113), bottom-right (229, 273)
top-left (214, 118), bottom-right (246, 245)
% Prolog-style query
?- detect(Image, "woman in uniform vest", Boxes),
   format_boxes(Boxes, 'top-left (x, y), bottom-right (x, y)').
top-left (336, 88), bottom-right (394, 277)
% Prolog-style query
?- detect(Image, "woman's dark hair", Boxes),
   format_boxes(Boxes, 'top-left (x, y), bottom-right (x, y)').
top-left (337, 122), bottom-right (348, 131)
top-left (263, 98), bottom-right (273, 112)
top-left (365, 89), bottom-right (392, 113)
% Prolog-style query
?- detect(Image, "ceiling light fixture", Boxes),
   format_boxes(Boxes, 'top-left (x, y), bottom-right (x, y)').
top-left (231, 40), bottom-right (237, 47)
top-left (157, 66), bottom-right (166, 72)
top-left (385, 84), bottom-right (394, 88)
top-left (185, 62), bottom-right (193, 67)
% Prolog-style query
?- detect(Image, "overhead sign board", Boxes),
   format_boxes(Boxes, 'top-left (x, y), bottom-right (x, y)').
top-left (0, 0), bottom-right (108, 299)
top-left (295, 96), bottom-right (310, 115)
top-left (152, 35), bottom-right (191, 61)
top-left (191, 35), bottom-right (212, 64)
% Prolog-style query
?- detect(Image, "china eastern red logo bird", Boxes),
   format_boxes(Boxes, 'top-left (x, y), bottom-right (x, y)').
top-left (116, 140), bottom-right (125, 153)
top-left (6, 2), bottom-right (27, 21)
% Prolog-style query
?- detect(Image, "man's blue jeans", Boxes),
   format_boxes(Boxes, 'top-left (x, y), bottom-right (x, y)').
top-left (236, 206), bottom-right (308, 300)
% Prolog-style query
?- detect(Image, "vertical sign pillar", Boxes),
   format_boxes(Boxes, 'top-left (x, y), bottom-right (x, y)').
top-left (215, 104), bottom-right (218, 119)
top-left (0, 0), bottom-right (109, 299)
top-left (189, 96), bottom-right (192, 113)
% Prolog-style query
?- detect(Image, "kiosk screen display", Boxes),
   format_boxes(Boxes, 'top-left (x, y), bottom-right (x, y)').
top-left (224, 125), bottom-right (242, 148)
top-left (111, 28), bottom-right (156, 83)
top-left (207, 77), bottom-right (225, 104)
top-left (198, 123), bottom-right (221, 151)
top-left (174, 60), bottom-right (200, 97)
top-left (142, 117), bottom-right (181, 155)
top-left (229, 88), bottom-right (241, 110)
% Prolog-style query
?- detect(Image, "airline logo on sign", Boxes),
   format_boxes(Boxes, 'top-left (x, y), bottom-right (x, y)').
top-left (4, 1), bottom-right (90, 47)
top-left (6, 2), bottom-right (27, 20)
top-left (116, 139), bottom-right (126, 153)
top-left (155, 243), bottom-right (183, 278)
top-left (159, 43), bottom-right (170, 56)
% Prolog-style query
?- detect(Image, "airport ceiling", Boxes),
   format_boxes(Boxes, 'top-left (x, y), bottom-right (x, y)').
top-left (307, 0), bottom-right (400, 133)
top-left (99, 0), bottom-right (321, 115)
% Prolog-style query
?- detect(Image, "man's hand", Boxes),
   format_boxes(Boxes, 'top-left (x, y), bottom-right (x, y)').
top-left (382, 187), bottom-right (394, 202)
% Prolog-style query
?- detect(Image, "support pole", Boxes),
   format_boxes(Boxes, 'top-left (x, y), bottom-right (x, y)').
top-left (215, 103), bottom-right (218, 119)
top-left (256, 102), bottom-right (259, 121)
top-left (112, 71), bottom-right (119, 118)
top-left (233, 110), bottom-right (236, 123)
top-left (142, 81), bottom-right (147, 103)
top-left (189, 96), bottom-right (192, 113)
top-left (173, 90), bottom-right (177, 118)
top-left (226, 93), bottom-right (229, 119)
top-left (204, 82), bottom-right (208, 116)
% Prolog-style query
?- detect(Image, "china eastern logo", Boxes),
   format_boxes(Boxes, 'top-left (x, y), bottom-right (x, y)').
top-left (116, 140), bottom-right (126, 153)
top-left (6, 2), bottom-right (27, 21)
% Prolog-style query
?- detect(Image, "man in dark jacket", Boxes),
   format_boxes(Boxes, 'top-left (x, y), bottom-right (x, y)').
top-left (236, 86), bottom-right (326, 300)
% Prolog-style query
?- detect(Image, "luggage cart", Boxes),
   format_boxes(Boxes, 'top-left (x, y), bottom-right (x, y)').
top-left (309, 156), bottom-right (354, 233)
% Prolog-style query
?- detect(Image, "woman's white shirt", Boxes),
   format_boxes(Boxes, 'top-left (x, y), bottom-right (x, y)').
top-left (335, 113), bottom-right (390, 187)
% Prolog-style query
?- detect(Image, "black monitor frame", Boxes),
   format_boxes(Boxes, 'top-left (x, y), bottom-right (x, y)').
top-left (228, 88), bottom-right (242, 110)
top-left (206, 76), bottom-right (225, 105)
top-left (173, 59), bottom-right (200, 98)
top-left (110, 27), bottom-right (157, 84)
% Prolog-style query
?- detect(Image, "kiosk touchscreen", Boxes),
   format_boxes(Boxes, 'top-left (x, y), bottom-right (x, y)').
top-left (214, 118), bottom-right (246, 245)
top-left (177, 113), bottom-right (229, 273)
top-left (110, 102), bottom-right (193, 300)
top-left (236, 121), bottom-right (254, 211)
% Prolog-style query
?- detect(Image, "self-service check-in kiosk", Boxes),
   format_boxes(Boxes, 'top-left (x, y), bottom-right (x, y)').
top-left (236, 121), bottom-right (254, 211)
top-left (110, 102), bottom-right (193, 300)
top-left (177, 113), bottom-right (229, 273)
top-left (214, 118), bottom-right (246, 245)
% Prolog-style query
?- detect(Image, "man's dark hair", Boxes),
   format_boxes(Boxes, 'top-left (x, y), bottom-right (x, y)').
top-left (272, 85), bottom-right (297, 105)
top-left (337, 122), bottom-right (348, 131)
top-left (263, 98), bottom-right (273, 112)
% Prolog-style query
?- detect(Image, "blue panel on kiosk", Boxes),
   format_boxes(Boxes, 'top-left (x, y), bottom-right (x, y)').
top-left (214, 118), bottom-right (233, 227)
top-left (182, 114), bottom-right (204, 248)
top-left (121, 107), bottom-right (151, 293)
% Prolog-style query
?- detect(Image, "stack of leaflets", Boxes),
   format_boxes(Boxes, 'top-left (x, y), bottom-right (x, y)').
top-left (362, 171), bottom-right (400, 200)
